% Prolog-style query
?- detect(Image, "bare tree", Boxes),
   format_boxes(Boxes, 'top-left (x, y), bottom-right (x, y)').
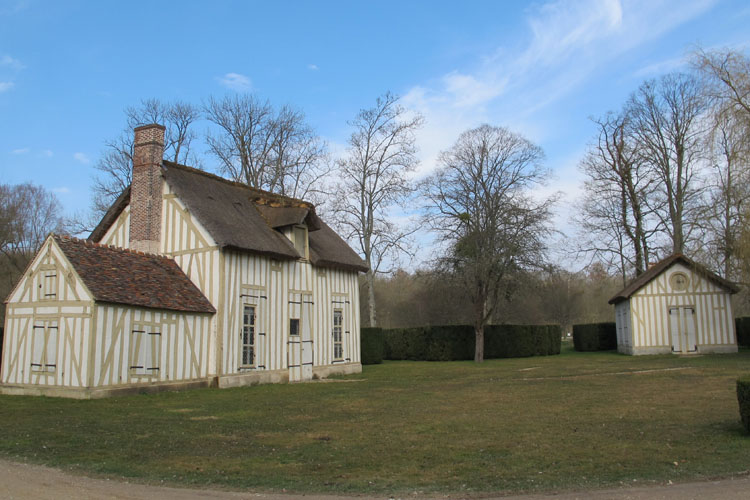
top-left (333, 92), bottom-right (424, 327)
top-left (699, 108), bottom-right (750, 279)
top-left (423, 124), bottom-right (555, 362)
top-left (693, 48), bottom-right (750, 119)
top-left (575, 111), bottom-right (656, 280)
top-left (628, 73), bottom-right (708, 255)
top-left (692, 47), bottom-right (750, 283)
top-left (575, 179), bottom-right (632, 285)
top-left (0, 183), bottom-right (64, 323)
top-left (86, 99), bottom-right (201, 227)
top-left (204, 95), bottom-right (329, 202)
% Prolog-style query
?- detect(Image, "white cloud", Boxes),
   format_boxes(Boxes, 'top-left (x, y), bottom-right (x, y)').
top-left (73, 152), bottom-right (90, 164)
top-left (0, 81), bottom-right (14, 92)
top-left (0, 55), bottom-right (24, 70)
top-left (633, 55), bottom-right (689, 78)
top-left (52, 186), bottom-right (70, 194)
top-left (41, 150), bottom-right (53, 157)
top-left (399, 0), bottom-right (716, 180)
top-left (218, 72), bottom-right (252, 91)
top-left (307, 64), bottom-right (319, 71)
top-left (11, 147), bottom-right (29, 154)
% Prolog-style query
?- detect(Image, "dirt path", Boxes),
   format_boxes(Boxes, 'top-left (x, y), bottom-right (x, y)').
top-left (1, 459), bottom-right (749, 500)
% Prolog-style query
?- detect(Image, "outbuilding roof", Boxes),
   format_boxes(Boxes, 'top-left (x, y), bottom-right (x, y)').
top-left (54, 235), bottom-right (215, 313)
top-left (608, 253), bottom-right (738, 305)
top-left (89, 162), bottom-right (367, 272)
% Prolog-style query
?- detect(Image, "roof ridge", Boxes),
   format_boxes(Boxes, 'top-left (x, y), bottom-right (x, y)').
top-left (55, 234), bottom-right (169, 259)
top-left (161, 160), bottom-right (314, 209)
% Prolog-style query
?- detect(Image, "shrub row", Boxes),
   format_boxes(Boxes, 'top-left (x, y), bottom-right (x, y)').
top-left (738, 376), bottom-right (750, 433)
top-left (572, 322), bottom-right (617, 351)
top-left (361, 324), bottom-right (561, 364)
top-left (360, 327), bottom-right (384, 365)
top-left (735, 317), bottom-right (750, 347)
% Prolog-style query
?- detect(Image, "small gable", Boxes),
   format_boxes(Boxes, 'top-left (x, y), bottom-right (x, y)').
top-left (609, 254), bottom-right (738, 304)
top-left (5, 235), bottom-right (92, 305)
top-left (54, 235), bottom-right (215, 314)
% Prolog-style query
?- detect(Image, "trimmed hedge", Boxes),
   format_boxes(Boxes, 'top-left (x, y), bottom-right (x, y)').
top-left (736, 317), bottom-right (750, 347)
top-left (378, 324), bottom-right (560, 361)
top-left (572, 322), bottom-right (617, 351)
top-left (738, 376), bottom-right (750, 433)
top-left (360, 327), bottom-right (384, 365)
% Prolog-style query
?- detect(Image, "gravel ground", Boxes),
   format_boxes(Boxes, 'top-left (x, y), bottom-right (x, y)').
top-left (1, 459), bottom-right (749, 500)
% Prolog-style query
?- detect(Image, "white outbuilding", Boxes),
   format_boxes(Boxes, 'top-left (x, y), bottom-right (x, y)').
top-left (609, 254), bottom-right (738, 355)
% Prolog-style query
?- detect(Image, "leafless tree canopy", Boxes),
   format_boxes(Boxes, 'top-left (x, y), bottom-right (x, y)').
top-left (693, 48), bottom-right (750, 119)
top-left (369, 265), bottom-right (620, 333)
top-left (628, 73), bottom-right (707, 255)
top-left (85, 99), bottom-right (201, 230)
top-left (692, 48), bottom-right (750, 289)
top-left (575, 111), bottom-right (656, 281)
top-left (423, 124), bottom-right (555, 362)
top-left (699, 109), bottom-right (750, 280)
top-left (333, 92), bottom-right (424, 327)
top-left (0, 183), bottom-right (65, 323)
top-left (204, 94), bottom-right (329, 203)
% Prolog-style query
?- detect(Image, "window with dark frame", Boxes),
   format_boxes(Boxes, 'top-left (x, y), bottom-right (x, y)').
top-left (241, 305), bottom-right (256, 367)
top-left (333, 309), bottom-right (343, 360)
top-left (290, 318), bottom-right (300, 336)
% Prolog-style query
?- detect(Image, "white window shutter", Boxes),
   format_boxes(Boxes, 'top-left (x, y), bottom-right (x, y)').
top-left (31, 325), bottom-right (45, 369)
top-left (46, 321), bottom-right (58, 369)
top-left (148, 332), bottom-right (161, 372)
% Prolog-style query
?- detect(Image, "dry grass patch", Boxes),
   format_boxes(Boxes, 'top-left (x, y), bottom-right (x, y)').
top-left (0, 346), bottom-right (749, 496)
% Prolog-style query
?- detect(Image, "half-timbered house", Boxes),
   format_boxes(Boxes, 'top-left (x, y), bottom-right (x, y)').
top-left (609, 254), bottom-right (738, 355)
top-left (2, 124), bottom-right (366, 398)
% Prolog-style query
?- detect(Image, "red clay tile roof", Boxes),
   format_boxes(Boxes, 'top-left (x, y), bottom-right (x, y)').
top-left (54, 235), bottom-right (215, 314)
top-left (608, 253), bottom-right (738, 304)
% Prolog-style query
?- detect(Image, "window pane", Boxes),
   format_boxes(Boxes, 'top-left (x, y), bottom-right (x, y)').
top-left (241, 305), bottom-right (256, 366)
top-left (290, 318), bottom-right (300, 336)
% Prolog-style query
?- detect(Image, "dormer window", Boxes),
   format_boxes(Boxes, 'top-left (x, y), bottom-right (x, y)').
top-left (293, 225), bottom-right (308, 260)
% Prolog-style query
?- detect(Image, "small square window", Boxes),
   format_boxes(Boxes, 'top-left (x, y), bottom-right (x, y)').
top-left (290, 318), bottom-right (300, 336)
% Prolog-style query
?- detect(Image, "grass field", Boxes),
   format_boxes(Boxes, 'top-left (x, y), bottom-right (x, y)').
top-left (1, 344), bottom-right (749, 496)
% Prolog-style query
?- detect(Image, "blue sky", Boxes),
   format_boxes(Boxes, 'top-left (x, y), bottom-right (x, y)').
top-left (1, 0), bottom-right (749, 267)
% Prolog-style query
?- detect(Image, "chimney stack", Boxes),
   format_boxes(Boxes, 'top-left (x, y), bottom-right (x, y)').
top-left (129, 124), bottom-right (165, 254)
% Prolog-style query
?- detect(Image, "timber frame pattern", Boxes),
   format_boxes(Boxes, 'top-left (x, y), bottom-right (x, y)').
top-left (1, 124), bottom-right (367, 398)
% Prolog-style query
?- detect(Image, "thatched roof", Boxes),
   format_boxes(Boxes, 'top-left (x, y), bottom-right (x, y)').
top-left (608, 254), bottom-right (738, 305)
top-left (55, 235), bottom-right (215, 313)
top-left (90, 162), bottom-right (367, 273)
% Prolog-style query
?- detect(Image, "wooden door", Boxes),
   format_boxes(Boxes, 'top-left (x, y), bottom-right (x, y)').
top-left (669, 306), bottom-right (697, 353)
top-left (300, 297), bottom-right (314, 381)
top-left (288, 317), bottom-right (301, 382)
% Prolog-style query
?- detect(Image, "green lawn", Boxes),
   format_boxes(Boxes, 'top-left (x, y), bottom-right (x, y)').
top-left (1, 344), bottom-right (749, 496)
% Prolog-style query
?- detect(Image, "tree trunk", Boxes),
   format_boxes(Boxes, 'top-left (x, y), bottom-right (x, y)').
top-left (474, 323), bottom-right (485, 363)
top-left (366, 268), bottom-right (377, 327)
top-left (474, 294), bottom-right (487, 363)
top-left (673, 219), bottom-right (683, 254)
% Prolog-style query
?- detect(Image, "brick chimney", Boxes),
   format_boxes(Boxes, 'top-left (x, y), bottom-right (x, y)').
top-left (129, 124), bottom-right (165, 254)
